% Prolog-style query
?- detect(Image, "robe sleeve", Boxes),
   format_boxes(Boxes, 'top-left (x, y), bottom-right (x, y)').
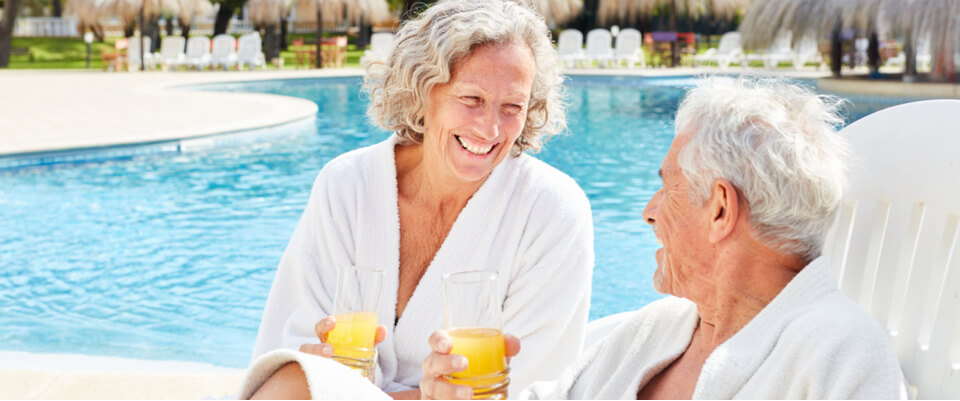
top-left (500, 174), bottom-right (595, 394)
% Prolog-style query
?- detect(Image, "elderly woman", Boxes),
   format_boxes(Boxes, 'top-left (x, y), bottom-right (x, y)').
top-left (421, 77), bottom-right (909, 399)
top-left (243, 0), bottom-right (593, 398)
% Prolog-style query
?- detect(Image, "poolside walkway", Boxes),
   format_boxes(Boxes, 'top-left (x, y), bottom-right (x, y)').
top-left (0, 69), bottom-right (359, 156)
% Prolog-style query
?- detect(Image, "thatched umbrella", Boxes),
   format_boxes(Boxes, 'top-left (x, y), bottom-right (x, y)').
top-left (65, 0), bottom-right (114, 39)
top-left (175, 0), bottom-right (213, 38)
top-left (289, 0), bottom-right (390, 68)
top-left (529, 0), bottom-right (583, 26)
top-left (597, 0), bottom-right (749, 66)
top-left (247, 0), bottom-right (288, 62)
top-left (597, 0), bottom-right (747, 26)
top-left (741, 0), bottom-right (960, 81)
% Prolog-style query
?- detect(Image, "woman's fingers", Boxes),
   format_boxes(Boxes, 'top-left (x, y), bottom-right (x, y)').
top-left (428, 330), bottom-right (453, 353)
top-left (299, 342), bottom-right (334, 357)
top-left (313, 316), bottom-right (336, 342)
top-left (504, 333), bottom-right (521, 363)
top-left (375, 324), bottom-right (387, 346)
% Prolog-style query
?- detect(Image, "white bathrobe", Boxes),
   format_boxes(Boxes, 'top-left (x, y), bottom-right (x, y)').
top-left (248, 134), bottom-right (594, 394)
top-left (520, 256), bottom-right (909, 400)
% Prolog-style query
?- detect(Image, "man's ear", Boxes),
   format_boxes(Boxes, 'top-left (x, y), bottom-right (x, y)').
top-left (708, 179), bottom-right (740, 243)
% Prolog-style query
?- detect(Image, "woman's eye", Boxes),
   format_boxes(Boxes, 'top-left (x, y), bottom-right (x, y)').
top-left (503, 104), bottom-right (524, 114)
top-left (461, 96), bottom-right (481, 105)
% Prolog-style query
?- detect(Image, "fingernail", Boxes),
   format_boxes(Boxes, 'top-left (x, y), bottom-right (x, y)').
top-left (322, 344), bottom-right (334, 355)
top-left (453, 356), bottom-right (468, 369)
top-left (438, 339), bottom-right (451, 352)
top-left (457, 386), bottom-right (473, 399)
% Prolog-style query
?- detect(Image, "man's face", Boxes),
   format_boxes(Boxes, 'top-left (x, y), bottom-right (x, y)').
top-left (642, 133), bottom-right (715, 298)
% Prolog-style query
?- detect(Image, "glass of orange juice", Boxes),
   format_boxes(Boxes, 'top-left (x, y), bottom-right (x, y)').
top-left (327, 264), bottom-right (383, 381)
top-left (442, 270), bottom-right (509, 400)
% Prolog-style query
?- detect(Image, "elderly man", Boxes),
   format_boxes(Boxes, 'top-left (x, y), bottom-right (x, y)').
top-left (421, 77), bottom-right (908, 399)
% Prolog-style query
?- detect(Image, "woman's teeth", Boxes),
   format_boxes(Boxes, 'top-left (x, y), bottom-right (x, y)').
top-left (456, 136), bottom-right (493, 155)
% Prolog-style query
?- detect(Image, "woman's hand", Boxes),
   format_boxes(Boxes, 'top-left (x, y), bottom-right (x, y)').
top-left (298, 316), bottom-right (388, 357)
top-left (420, 330), bottom-right (521, 400)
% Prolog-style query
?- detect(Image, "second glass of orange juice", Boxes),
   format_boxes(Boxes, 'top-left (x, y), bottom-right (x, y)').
top-left (442, 270), bottom-right (509, 400)
top-left (327, 264), bottom-right (383, 381)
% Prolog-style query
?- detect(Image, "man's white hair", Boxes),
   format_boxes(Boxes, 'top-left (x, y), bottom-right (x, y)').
top-left (674, 76), bottom-right (849, 260)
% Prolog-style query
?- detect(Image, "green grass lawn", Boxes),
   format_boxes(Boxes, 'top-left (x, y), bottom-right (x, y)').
top-left (7, 35), bottom-right (365, 70)
top-left (7, 37), bottom-right (121, 69)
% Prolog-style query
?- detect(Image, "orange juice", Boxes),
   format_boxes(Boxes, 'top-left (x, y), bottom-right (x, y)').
top-left (327, 311), bottom-right (378, 376)
top-left (446, 327), bottom-right (510, 399)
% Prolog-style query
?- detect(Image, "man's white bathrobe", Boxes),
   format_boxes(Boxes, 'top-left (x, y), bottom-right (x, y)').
top-left (248, 135), bottom-right (594, 393)
top-left (520, 256), bottom-right (909, 399)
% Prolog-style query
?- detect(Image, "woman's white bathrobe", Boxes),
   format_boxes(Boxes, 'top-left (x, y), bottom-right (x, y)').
top-left (247, 135), bottom-right (594, 394)
top-left (520, 256), bottom-right (909, 399)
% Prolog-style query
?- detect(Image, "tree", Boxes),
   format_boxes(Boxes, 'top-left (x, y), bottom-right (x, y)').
top-left (0, 0), bottom-right (23, 68)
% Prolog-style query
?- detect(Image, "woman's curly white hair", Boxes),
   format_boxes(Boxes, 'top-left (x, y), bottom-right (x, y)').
top-left (363, 0), bottom-right (566, 155)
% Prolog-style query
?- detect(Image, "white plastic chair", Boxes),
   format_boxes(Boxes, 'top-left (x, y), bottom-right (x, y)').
top-left (792, 36), bottom-right (822, 70)
top-left (557, 29), bottom-right (584, 68)
top-left (126, 36), bottom-right (156, 70)
top-left (584, 28), bottom-right (614, 68)
top-left (693, 31), bottom-right (744, 69)
top-left (158, 36), bottom-right (186, 70)
top-left (183, 36), bottom-right (211, 70)
top-left (824, 100), bottom-right (960, 399)
top-left (236, 32), bottom-right (266, 70)
top-left (746, 33), bottom-right (793, 69)
top-left (210, 34), bottom-right (237, 70)
top-left (614, 28), bottom-right (645, 68)
top-left (359, 32), bottom-right (394, 67)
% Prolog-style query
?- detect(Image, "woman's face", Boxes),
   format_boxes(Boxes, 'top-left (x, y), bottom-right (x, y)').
top-left (421, 41), bottom-right (536, 184)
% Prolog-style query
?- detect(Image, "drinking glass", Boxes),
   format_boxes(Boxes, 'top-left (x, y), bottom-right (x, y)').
top-left (327, 264), bottom-right (384, 381)
top-left (442, 270), bottom-right (509, 400)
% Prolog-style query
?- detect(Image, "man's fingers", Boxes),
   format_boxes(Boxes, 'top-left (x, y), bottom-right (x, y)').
top-left (314, 316), bottom-right (336, 341)
top-left (299, 342), bottom-right (334, 357)
top-left (428, 330), bottom-right (453, 353)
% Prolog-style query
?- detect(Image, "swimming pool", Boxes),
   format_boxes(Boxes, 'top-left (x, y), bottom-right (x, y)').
top-left (0, 75), bottom-right (923, 368)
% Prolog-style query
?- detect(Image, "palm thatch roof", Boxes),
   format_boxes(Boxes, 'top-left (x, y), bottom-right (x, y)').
top-left (596, 0), bottom-right (748, 26)
top-left (175, 0), bottom-right (213, 26)
top-left (246, 0), bottom-right (287, 25)
top-left (529, 0), bottom-right (583, 25)
top-left (65, 0), bottom-right (114, 25)
top-left (741, 0), bottom-right (960, 54)
top-left (289, 0), bottom-right (390, 25)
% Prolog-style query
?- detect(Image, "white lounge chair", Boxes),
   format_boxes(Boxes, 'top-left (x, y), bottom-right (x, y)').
top-left (557, 29), bottom-right (584, 68)
top-left (182, 36), bottom-right (211, 70)
top-left (126, 36), bottom-right (156, 70)
top-left (693, 31), bottom-right (744, 69)
top-left (791, 36), bottom-right (822, 70)
top-left (823, 100), bottom-right (960, 399)
top-left (359, 32), bottom-right (394, 67)
top-left (210, 34), bottom-right (237, 70)
top-left (584, 29), bottom-right (614, 68)
top-left (157, 36), bottom-right (186, 70)
top-left (747, 33), bottom-right (793, 69)
top-left (236, 32), bottom-right (266, 70)
top-left (614, 28), bottom-right (645, 68)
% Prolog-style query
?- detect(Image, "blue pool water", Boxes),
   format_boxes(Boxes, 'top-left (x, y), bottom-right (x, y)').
top-left (0, 75), bottom-right (922, 368)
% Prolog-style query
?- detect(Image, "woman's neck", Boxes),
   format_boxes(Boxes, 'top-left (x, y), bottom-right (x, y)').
top-left (395, 143), bottom-right (485, 210)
